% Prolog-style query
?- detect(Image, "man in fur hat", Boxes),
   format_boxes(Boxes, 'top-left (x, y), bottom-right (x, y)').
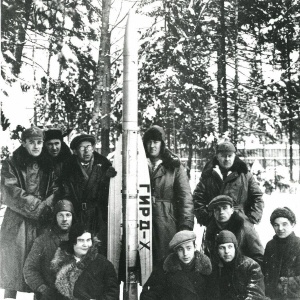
top-left (143, 125), bottom-right (194, 265)
top-left (44, 128), bottom-right (72, 178)
top-left (141, 230), bottom-right (212, 300)
top-left (60, 133), bottom-right (116, 256)
top-left (24, 200), bottom-right (75, 300)
top-left (0, 126), bottom-right (57, 299)
top-left (193, 140), bottom-right (264, 226)
top-left (207, 230), bottom-right (266, 300)
top-left (263, 207), bottom-right (300, 300)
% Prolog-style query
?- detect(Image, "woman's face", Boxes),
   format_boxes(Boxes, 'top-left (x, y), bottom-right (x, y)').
top-left (73, 232), bottom-right (92, 258)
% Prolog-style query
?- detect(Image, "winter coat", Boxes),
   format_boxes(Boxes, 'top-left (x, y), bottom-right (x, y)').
top-left (193, 156), bottom-right (264, 226)
top-left (23, 226), bottom-right (69, 300)
top-left (263, 232), bottom-right (300, 300)
top-left (141, 250), bottom-right (212, 300)
top-left (51, 243), bottom-right (119, 300)
top-left (60, 152), bottom-right (116, 255)
top-left (150, 149), bottom-right (194, 265)
top-left (204, 211), bottom-right (264, 266)
top-left (44, 141), bottom-right (72, 178)
top-left (0, 146), bottom-right (57, 292)
top-left (207, 253), bottom-right (267, 300)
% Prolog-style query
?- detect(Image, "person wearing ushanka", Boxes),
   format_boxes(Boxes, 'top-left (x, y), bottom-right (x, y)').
top-left (0, 126), bottom-right (57, 299)
top-left (60, 134), bottom-right (117, 256)
top-left (51, 223), bottom-right (119, 300)
top-left (44, 128), bottom-right (72, 178)
top-left (207, 230), bottom-right (266, 300)
top-left (140, 230), bottom-right (212, 300)
top-left (263, 207), bottom-right (300, 300)
top-left (143, 125), bottom-right (194, 266)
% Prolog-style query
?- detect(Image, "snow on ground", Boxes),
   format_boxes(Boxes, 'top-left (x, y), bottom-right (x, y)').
top-left (1, 190), bottom-right (300, 299)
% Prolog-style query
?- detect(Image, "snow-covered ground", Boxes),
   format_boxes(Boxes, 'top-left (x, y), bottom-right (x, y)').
top-left (1, 191), bottom-right (300, 299)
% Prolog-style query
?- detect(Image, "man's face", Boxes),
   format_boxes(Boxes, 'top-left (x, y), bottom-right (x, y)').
top-left (22, 138), bottom-right (43, 157)
top-left (214, 204), bottom-right (234, 224)
top-left (216, 152), bottom-right (236, 169)
top-left (273, 217), bottom-right (294, 239)
top-left (175, 240), bottom-right (196, 264)
top-left (146, 140), bottom-right (161, 159)
top-left (56, 211), bottom-right (72, 231)
top-left (218, 242), bottom-right (235, 263)
top-left (74, 232), bottom-right (93, 258)
top-left (45, 139), bottom-right (62, 157)
top-left (75, 141), bottom-right (94, 163)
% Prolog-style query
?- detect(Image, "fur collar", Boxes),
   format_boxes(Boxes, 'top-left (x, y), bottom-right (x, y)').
top-left (161, 148), bottom-right (181, 170)
top-left (202, 156), bottom-right (248, 178)
top-left (163, 251), bottom-right (212, 275)
top-left (12, 145), bottom-right (53, 171)
top-left (206, 211), bottom-right (244, 240)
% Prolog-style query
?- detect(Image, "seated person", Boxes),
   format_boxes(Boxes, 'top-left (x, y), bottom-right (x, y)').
top-left (51, 223), bottom-right (119, 300)
top-left (263, 207), bottom-right (300, 300)
top-left (140, 230), bottom-right (212, 300)
top-left (207, 230), bottom-right (266, 300)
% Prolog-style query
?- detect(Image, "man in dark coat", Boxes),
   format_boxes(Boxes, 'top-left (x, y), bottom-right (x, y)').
top-left (0, 127), bottom-right (57, 299)
top-left (60, 134), bottom-right (116, 256)
top-left (143, 125), bottom-right (194, 265)
top-left (207, 230), bottom-right (266, 300)
top-left (263, 207), bottom-right (300, 300)
top-left (44, 128), bottom-right (72, 178)
top-left (193, 141), bottom-right (264, 226)
top-left (203, 195), bottom-right (264, 265)
top-left (24, 200), bottom-right (75, 300)
top-left (140, 230), bottom-right (212, 300)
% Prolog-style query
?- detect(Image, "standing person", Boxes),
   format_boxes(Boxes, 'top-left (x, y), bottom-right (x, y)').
top-left (24, 200), bottom-right (75, 300)
top-left (60, 134), bottom-right (117, 255)
top-left (263, 207), bottom-right (300, 300)
top-left (44, 128), bottom-right (72, 178)
top-left (51, 223), bottom-right (119, 300)
top-left (207, 230), bottom-right (266, 300)
top-left (140, 230), bottom-right (212, 300)
top-left (193, 140), bottom-right (264, 226)
top-left (143, 125), bottom-right (194, 265)
top-left (203, 195), bottom-right (264, 265)
top-left (0, 126), bottom-right (57, 299)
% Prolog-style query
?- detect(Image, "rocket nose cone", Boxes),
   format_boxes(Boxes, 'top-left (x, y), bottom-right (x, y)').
top-left (124, 10), bottom-right (138, 56)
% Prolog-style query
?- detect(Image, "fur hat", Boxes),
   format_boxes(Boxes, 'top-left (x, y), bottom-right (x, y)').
top-left (21, 126), bottom-right (44, 141)
top-left (53, 200), bottom-right (75, 216)
top-left (143, 125), bottom-right (166, 143)
top-left (217, 141), bottom-right (236, 153)
top-left (208, 195), bottom-right (233, 211)
top-left (45, 129), bottom-right (63, 142)
top-left (270, 207), bottom-right (296, 225)
top-left (216, 230), bottom-right (238, 248)
top-left (169, 230), bottom-right (196, 251)
top-left (70, 134), bottom-right (95, 150)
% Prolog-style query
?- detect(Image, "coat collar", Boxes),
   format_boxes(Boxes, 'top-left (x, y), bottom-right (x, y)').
top-left (163, 251), bottom-right (212, 275)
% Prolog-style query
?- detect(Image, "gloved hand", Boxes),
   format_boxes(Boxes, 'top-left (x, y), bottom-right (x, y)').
top-left (105, 166), bottom-right (117, 178)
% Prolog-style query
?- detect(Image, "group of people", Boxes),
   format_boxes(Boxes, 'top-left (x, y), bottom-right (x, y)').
top-left (0, 125), bottom-right (299, 300)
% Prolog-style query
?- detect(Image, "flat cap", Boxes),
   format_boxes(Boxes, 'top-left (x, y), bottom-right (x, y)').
top-left (217, 141), bottom-right (236, 153)
top-left (44, 129), bottom-right (63, 142)
top-left (208, 195), bottom-right (233, 211)
top-left (21, 126), bottom-right (44, 141)
top-left (169, 230), bottom-right (196, 251)
top-left (270, 207), bottom-right (296, 225)
top-left (216, 230), bottom-right (238, 248)
top-left (70, 134), bottom-right (95, 150)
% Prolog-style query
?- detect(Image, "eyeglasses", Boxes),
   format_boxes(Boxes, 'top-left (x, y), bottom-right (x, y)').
top-left (78, 145), bottom-right (93, 152)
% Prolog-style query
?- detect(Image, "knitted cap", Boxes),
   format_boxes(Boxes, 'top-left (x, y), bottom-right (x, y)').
top-left (44, 129), bottom-right (63, 142)
top-left (217, 141), bottom-right (236, 153)
top-left (70, 134), bottom-right (96, 150)
top-left (53, 200), bottom-right (75, 216)
top-left (143, 125), bottom-right (166, 143)
top-left (270, 207), bottom-right (296, 225)
top-left (169, 230), bottom-right (196, 251)
top-left (216, 230), bottom-right (238, 248)
top-left (21, 127), bottom-right (44, 141)
top-left (208, 195), bottom-right (233, 211)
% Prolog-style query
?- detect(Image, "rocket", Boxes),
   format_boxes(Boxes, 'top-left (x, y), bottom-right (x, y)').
top-left (107, 11), bottom-right (152, 300)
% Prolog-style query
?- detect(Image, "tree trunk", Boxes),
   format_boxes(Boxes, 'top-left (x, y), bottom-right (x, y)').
top-left (13, 0), bottom-right (33, 75)
top-left (92, 0), bottom-right (111, 156)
